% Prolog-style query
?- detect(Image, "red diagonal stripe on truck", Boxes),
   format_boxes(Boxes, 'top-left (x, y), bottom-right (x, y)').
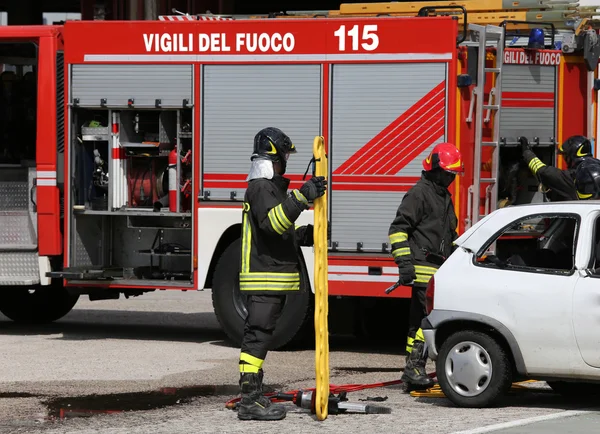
top-left (379, 114), bottom-right (445, 175)
top-left (334, 81), bottom-right (446, 175)
top-left (367, 99), bottom-right (446, 175)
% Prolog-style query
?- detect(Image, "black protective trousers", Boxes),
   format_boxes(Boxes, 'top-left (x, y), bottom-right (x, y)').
top-left (406, 285), bottom-right (427, 354)
top-left (239, 295), bottom-right (285, 371)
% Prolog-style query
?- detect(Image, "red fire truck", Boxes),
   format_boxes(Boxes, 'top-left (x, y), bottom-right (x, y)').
top-left (0, 3), bottom-right (598, 347)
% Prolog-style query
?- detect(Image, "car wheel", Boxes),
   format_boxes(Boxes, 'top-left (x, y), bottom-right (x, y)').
top-left (437, 330), bottom-right (512, 408)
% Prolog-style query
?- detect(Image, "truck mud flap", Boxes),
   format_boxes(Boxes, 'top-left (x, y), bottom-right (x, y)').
top-left (0, 170), bottom-right (40, 286)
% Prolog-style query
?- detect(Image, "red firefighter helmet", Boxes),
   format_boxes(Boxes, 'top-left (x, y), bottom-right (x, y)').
top-left (422, 143), bottom-right (464, 174)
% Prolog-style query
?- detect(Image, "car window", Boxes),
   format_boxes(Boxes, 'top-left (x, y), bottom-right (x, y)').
top-left (589, 216), bottom-right (600, 276)
top-left (474, 214), bottom-right (579, 275)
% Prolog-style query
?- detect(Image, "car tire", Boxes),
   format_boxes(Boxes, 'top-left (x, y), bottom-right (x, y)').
top-left (547, 381), bottom-right (600, 398)
top-left (437, 330), bottom-right (513, 408)
top-left (211, 238), bottom-right (312, 350)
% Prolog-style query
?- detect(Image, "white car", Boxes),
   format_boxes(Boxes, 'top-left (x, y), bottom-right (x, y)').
top-left (422, 201), bottom-right (600, 408)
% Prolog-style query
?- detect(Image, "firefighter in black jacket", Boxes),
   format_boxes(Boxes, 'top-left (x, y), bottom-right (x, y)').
top-left (520, 135), bottom-right (593, 201)
top-left (237, 127), bottom-right (327, 421)
top-left (388, 142), bottom-right (463, 391)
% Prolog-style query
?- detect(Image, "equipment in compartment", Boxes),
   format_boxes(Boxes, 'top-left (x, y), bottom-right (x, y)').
top-left (66, 104), bottom-right (194, 287)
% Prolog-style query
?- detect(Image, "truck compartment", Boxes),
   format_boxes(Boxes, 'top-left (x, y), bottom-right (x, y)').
top-left (64, 104), bottom-right (194, 288)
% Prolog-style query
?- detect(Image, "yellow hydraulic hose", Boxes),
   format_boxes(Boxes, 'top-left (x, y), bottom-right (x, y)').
top-left (313, 136), bottom-right (330, 421)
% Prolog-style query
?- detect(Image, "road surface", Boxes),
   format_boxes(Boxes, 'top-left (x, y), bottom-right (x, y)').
top-left (0, 290), bottom-right (597, 433)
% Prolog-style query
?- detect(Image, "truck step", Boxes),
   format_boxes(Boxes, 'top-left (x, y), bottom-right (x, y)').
top-left (0, 212), bottom-right (36, 248)
top-left (0, 251), bottom-right (39, 285)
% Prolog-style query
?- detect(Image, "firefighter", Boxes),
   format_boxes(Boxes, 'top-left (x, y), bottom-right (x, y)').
top-left (388, 142), bottom-right (463, 391)
top-left (574, 157), bottom-right (600, 200)
top-left (520, 135), bottom-right (594, 201)
top-left (237, 127), bottom-right (327, 421)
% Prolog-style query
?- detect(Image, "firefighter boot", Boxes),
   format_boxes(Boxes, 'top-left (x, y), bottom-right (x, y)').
top-left (238, 372), bottom-right (287, 421)
top-left (401, 340), bottom-right (434, 392)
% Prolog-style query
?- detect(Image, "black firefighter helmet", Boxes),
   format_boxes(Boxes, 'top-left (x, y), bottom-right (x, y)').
top-left (252, 127), bottom-right (297, 174)
top-left (575, 157), bottom-right (600, 200)
top-left (558, 135), bottom-right (593, 167)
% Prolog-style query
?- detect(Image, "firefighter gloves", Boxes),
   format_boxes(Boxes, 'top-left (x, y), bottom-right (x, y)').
top-left (519, 136), bottom-right (531, 153)
top-left (299, 176), bottom-right (327, 202)
top-left (397, 260), bottom-right (416, 285)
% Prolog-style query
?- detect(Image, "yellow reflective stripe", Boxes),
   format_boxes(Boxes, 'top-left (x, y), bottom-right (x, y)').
top-left (293, 189), bottom-right (308, 205)
top-left (239, 364), bottom-right (260, 373)
top-left (241, 212), bottom-right (252, 273)
top-left (389, 232), bottom-right (408, 244)
top-left (240, 272), bottom-right (301, 291)
top-left (392, 247), bottom-right (411, 258)
top-left (415, 273), bottom-right (432, 284)
top-left (415, 328), bottom-right (425, 342)
top-left (240, 281), bottom-right (300, 291)
top-left (577, 191), bottom-right (593, 199)
top-left (268, 208), bottom-right (286, 234)
top-left (274, 204), bottom-right (292, 229)
top-left (414, 265), bottom-right (437, 274)
top-left (240, 352), bottom-right (264, 369)
top-left (240, 272), bottom-right (300, 281)
top-left (528, 158), bottom-right (545, 175)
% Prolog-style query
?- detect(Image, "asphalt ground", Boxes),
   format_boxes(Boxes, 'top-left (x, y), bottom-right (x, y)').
top-left (0, 290), bottom-right (597, 433)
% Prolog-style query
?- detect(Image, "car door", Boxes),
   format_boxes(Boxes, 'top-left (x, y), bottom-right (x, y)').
top-left (572, 212), bottom-right (600, 368)
top-left (465, 213), bottom-right (581, 376)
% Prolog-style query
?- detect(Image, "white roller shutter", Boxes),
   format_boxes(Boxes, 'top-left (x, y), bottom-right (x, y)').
top-left (201, 64), bottom-right (321, 201)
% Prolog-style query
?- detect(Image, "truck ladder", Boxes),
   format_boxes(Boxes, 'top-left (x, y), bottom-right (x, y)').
top-left (467, 23), bottom-right (506, 229)
top-left (159, 1), bottom-right (600, 32)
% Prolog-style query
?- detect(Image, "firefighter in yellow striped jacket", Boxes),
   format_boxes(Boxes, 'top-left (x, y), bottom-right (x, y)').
top-left (237, 127), bottom-right (327, 421)
top-left (388, 143), bottom-right (463, 392)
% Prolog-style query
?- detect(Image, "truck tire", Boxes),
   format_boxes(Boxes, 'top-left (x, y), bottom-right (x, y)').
top-left (211, 238), bottom-right (312, 349)
top-left (0, 281), bottom-right (79, 324)
top-left (437, 330), bottom-right (513, 408)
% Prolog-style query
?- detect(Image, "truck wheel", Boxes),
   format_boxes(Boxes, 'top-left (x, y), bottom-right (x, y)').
top-left (211, 238), bottom-right (312, 349)
top-left (437, 330), bottom-right (512, 408)
top-left (0, 281), bottom-right (79, 324)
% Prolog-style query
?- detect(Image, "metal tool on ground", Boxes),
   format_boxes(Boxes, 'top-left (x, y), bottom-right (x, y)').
top-left (225, 373), bottom-right (438, 411)
top-left (409, 380), bottom-right (547, 398)
top-left (274, 390), bottom-right (392, 415)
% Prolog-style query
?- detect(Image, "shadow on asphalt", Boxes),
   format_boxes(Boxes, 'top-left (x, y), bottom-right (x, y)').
top-left (0, 310), bottom-right (228, 344)
top-left (413, 387), bottom-right (600, 411)
top-left (0, 309), bottom-right (404, 355)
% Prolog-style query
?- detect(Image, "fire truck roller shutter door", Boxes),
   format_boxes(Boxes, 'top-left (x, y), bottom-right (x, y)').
top-left (499, 64), bottom-right (556, 205)
top-left (499, 64), bottom-right (556, 145)
top-left (200, 64), bottom-right (321, 201)
top-left (71, 65), bottom-right (193, 107)
top-left (205, 64), bottom-right (320, 349)
top-left (329, 62), bottom-right (447, 252)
